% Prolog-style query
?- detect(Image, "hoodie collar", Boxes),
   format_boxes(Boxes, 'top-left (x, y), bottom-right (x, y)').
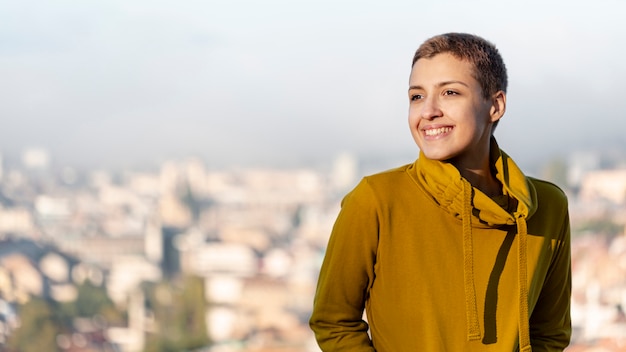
top-left (411, 137), bottom-right (537, 227)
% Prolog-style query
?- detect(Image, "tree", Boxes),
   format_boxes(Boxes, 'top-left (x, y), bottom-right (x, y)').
top-left (75, 281), bottom-right (121, 320)
top-left (7, 297), bottom-right (62, 352)
top-left (144, 275), bottom-right (210, 351)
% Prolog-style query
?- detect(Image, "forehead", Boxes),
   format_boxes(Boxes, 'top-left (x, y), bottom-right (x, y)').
top-left (409, 53), bottom-right (476, 86)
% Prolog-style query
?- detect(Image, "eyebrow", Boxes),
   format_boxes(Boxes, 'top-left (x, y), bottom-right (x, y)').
top-left (408, 80), bottom-right (470, 91)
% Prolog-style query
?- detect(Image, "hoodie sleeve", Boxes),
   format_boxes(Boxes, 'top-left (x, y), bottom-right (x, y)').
top-left (309, 178), bottom-right (379, 351)
top-left (529, 202), bottom-right (572, 351)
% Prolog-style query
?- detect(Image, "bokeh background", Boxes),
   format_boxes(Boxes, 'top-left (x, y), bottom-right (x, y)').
top-left (0, 0), bottom-right (625, 351)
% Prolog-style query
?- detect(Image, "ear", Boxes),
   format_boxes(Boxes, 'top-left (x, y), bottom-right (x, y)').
top-left (489, 90), bottom-right (506, 123)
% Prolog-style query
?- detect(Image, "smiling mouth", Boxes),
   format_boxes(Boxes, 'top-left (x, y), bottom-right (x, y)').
top-left (424, 127), bottom-right (452, 136)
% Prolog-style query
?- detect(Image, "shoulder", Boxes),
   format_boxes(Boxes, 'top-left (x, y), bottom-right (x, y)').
top-left (343, 163), bottom-right (414, 205)
top-left (528, 177), bottom-right (568, 205)
top-left (363, 163), bottom-right (414, 187)
top-left (527, 177), bottom-right (570, 222)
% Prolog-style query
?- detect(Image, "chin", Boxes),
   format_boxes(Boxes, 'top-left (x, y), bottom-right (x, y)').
top-left (422, 154), bottom-right (450, 161)
top-left (420, 149), bottom-right (455, 161)
top-left (415, 140), bottom-right (455, 161)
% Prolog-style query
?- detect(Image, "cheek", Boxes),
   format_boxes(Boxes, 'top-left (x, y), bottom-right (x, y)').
top-left (475, 101), bottom-right (494, 120)
top-left (408, 106), bottom-right (420, 125)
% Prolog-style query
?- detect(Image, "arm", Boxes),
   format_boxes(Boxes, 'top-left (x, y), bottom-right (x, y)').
top-left (309, 179), bottom-right (379, 351)
top-left (530, 206), bottom-right (572, 351)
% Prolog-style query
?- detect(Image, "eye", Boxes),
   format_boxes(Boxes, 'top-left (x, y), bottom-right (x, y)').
top-left (410, 94), bottom-right (423, 101)
top-left (443, 90), bottom-right (458, 96)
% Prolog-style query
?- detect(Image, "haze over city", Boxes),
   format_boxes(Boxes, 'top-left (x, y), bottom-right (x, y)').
top-left (2, 0), bottom-right (626, 172)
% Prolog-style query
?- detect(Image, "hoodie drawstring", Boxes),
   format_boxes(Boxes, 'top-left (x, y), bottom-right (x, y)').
top-left (516, 214), bottom-right (532, 352)
top-left (462, 179), bottom-right (481, 341)
top-left (463, 180), bottom-right (532, 351)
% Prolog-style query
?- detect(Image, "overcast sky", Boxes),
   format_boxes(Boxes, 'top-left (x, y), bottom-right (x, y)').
top-left (1, 0), bottom-right (625, 172)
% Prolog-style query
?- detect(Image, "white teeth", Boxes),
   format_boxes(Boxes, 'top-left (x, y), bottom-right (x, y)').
top-left (424, 127), bottom-right (451, 136)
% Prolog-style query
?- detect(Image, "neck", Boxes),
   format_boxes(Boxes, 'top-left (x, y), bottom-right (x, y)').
top-left (459, 166), bottom-right (502, 198)
top-left (449, 136), bottom-right (502, 197)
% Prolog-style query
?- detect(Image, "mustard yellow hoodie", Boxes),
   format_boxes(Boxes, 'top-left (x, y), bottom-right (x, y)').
top-left (310, 141), bottom-right (571, 351)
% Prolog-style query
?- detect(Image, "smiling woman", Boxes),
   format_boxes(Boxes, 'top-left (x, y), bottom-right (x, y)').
top-left (310, 32), bottom-right (572, 352)
top-left (408, 49), bottom-right (511, 200)
top-left (408, 53), bottom-right (504, 181)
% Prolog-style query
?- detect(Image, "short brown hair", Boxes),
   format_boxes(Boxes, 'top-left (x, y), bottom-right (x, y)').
top-left (412, 33), bottom-right (507, 100)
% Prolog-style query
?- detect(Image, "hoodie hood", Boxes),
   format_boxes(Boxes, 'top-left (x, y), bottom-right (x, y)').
top-left (414, 138), bottom-right (538, 226)
top-left (412, 137), bottom-right (537, 352)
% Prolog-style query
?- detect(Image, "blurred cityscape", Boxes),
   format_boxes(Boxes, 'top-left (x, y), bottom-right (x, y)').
top-left (0, 147), bottom-right (624, 352)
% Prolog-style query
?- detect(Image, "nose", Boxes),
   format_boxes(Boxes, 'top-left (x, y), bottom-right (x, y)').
top-left (420, 96), bottom-right (443, 121)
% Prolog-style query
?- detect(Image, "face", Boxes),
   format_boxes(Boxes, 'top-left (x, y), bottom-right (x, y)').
top-left (408, 53), bottom-right (505, 169)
